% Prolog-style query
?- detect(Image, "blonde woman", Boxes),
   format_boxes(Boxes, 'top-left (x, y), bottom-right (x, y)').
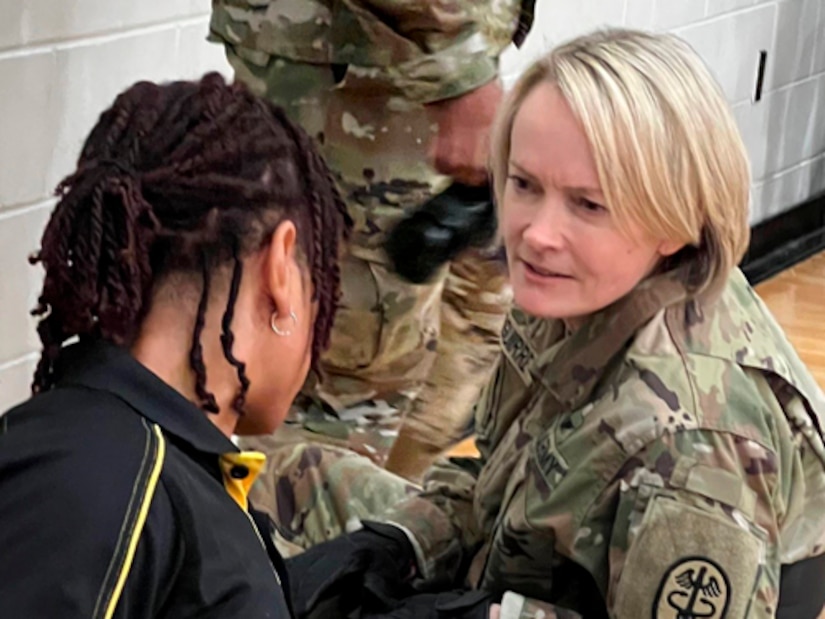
top-left (283, 29), bottom-right (825, 619)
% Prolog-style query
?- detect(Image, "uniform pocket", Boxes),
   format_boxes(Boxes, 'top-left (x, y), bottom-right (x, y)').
top-left (323, 253), bottom-right (383, 372)
top-left (323, 255), bottom-right (441, 383)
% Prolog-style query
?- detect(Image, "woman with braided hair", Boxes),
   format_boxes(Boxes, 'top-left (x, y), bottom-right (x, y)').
top-left (0, 72), bottom-right (350, 618)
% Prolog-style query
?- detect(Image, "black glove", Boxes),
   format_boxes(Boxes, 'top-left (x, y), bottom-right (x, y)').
top-left (361, 589), bottom-right (494, 619)
top-left (384, 183), bottom-right (497, 284)
top-left (286, 521), bottom-right (417, 619)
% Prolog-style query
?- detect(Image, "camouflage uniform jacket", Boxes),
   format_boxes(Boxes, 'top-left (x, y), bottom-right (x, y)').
top-left (210, 0), bottom-right (535, 104)
top-left (383, 269), bottom-right (825, 618)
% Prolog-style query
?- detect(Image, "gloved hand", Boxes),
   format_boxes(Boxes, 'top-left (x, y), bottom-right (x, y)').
top-left (384, 183), bottom-right (497, 284)
top-left (361, 589), bottom-right (495, 619)
top-left (285, 521), bottom-right (417, 619)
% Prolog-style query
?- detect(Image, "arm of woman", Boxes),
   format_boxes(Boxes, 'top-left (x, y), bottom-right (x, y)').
top-left (381, 451), bottom-right (486, 585)
top-left (492, 426), bottom-right (779, 619)
top-left (603, 428), bottom-right (778, 618)
top-left (380, 351), bottom-right (516, 587)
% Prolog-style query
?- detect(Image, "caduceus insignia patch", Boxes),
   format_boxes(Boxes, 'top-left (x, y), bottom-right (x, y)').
top-left (653, 557), bottom-right (731, 618)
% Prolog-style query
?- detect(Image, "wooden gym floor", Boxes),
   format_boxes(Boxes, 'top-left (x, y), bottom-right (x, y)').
top-left (755, 251), bottom-right (825, 389)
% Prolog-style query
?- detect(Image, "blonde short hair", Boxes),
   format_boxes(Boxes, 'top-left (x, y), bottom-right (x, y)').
top-left (491, 29), bottom-right (751, 294)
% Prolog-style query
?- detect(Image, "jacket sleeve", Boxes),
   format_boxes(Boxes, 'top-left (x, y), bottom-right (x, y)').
top-left (382, 317), bottom-right (547, 586)
top-left (210, 0), bottom-right (535, 103)
top-left (382, 452), bottom-right (484, 584)
top-left (0, 418), bottom-right (178, 619)
top-left (379, 356), bottom-right (511, 585)
top-left (605, 427), bottom-right (777, 618)
top-left (499, 426), bottom-right (779, 619)
top-left (334, 0), bottom-right (530, 102)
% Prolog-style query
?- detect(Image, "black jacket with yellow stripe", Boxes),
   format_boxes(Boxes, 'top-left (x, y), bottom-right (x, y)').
top-left (0, 340), bottom-right (291, 618)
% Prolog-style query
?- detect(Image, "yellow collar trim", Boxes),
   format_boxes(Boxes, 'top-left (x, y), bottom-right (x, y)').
top-left (219, 451), bottom-right (266, 511)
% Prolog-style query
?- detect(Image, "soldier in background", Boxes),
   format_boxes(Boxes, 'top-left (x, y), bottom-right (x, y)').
top-left (210, 0), bottom-right (535, 552)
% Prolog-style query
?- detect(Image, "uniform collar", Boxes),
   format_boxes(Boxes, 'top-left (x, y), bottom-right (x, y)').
top-left (55, 339), bottom-right (238, 456)
top-left (512, 272), bottom-right (691, 412)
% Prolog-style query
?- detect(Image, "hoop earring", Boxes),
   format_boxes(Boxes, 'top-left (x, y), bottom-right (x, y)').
top-left (270, 310), bottom-right (298, 337)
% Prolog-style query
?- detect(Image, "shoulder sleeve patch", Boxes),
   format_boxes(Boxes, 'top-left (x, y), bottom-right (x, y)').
top-left (614, 493), bottom-right (767, 619)
top-left (654, 556), bottom-right (730, 618)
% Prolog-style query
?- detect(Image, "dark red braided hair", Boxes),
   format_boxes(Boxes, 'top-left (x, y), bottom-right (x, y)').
top-left (30, 73), bottom-right (351, 414)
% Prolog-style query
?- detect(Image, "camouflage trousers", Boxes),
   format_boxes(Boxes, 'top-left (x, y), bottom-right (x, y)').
top-left (243, 434), bottom-right (418, 558)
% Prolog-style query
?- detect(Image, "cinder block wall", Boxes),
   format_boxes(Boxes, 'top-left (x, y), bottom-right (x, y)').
top-left (1, 0), bottom-right (823, 409)
top-left (0, 2), bottom-right (230, 409)
top-left (502, 0), bottom-right (825, 224)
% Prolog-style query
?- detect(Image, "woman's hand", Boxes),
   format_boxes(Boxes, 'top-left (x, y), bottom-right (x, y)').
top-left (489, 603), bottom-right (501, 619)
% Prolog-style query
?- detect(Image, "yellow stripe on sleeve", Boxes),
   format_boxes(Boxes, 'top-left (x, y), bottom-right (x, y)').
top-left (103, 423), bottom-right (166, 619)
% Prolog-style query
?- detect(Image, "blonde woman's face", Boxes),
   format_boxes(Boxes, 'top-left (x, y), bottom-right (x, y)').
top-left (500, 82), bottom-right (680, 324)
